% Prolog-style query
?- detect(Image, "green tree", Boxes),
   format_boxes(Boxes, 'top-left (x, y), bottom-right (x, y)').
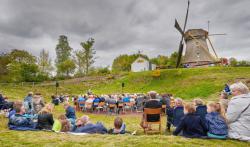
top-left (9, 49), bottom-right (36, 64)
top-left (150, 55), bottom-right (169, 67)
top-left (7, 62), bottom-right (22, 82)
top-left (38, 49), bottom-right (53, 77)
top-left (80, 38), bottom-right (96, 75)
top-left (57, 59), bottom-right (76, 77)
top-left (168, 52), bottom-right (178, 67)
top-left (7, 49), bottom-right (39, 82)
top-left (20, 63), bottom-right (39, 82)
top-left (0, 52), bottom-right (11, 76)
top-left (88, 66), bottom-right (111, 75)
top-left (74, 50), bottom-right (85, 76)
top-left (229, 58), bottom-right (238, 67)
top-left (55, 35), bottom-right (73, 76)
top-left (237, 60), bottom-right (250, 67)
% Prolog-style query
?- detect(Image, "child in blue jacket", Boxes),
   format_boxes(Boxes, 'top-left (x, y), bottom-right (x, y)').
top-left (205, 102), bottom-right (228, 139)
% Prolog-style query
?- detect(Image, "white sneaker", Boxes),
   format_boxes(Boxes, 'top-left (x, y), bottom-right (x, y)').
top-left (132, 130), bottom-right (137, 135)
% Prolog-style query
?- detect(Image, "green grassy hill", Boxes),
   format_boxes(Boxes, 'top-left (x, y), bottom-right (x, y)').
top-left (1, 67), bottom-right (250, 146)
top-left (94, 67), bottom-right (250, 99)
top-left (1, 67), bottom-right (250, 101)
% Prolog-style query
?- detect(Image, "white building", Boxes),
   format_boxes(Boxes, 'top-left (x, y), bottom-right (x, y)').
top-left (131, 57), bottom-right (156, 72)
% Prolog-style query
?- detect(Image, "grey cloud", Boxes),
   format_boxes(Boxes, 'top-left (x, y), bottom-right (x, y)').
top-left (0, 0), bottom-right (249, 67)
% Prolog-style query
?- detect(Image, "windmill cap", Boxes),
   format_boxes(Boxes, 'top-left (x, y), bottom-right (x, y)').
top-left (185, 29), bottom-right (208, 40)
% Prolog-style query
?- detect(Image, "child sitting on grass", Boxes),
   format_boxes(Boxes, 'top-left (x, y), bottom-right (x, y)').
top-left (52, 114), bottom-right (71, 132)
top-left (205, 102), bottom-right (228, 139)
top-left (193, 98), bottom-right (207, 122)
top-left (173, 102), bottom-right (207, 138)
top-left (108, 117), bottom-right (126, 134)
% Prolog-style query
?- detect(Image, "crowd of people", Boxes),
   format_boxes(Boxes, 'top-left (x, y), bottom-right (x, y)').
top-left (0, 82), bottom-right (249, 142)
top-left (51, 93), bottom-right (148, 114)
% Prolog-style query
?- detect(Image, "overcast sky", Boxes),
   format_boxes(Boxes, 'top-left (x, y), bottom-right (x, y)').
top-left (0, 0), bottom-right (250, 67)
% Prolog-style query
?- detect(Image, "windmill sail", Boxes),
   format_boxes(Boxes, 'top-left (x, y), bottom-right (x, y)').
top-left (175, 0), bottom-right (190, 68)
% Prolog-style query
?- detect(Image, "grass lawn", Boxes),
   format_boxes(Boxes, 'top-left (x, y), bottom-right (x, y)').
top-left (0, 106), bottom-right (249, 147)
top-left (1, 67), bottom-right (250, 146)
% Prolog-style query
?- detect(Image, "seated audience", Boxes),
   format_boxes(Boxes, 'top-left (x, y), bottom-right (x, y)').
top-left (227, 82), bottom-right (250, 141)
top-left (140, 91), bottom-right (162, 129)
top-left (172, 98), bottom-right (184, 127)
top-left (166, 96), bottom-right (175, 131)
top-left (0, 92), bottom-right (4, 106)
top-left (107, 96), bottom-right (117, 105)
top-left (160, 94), bottom-right (168, 106)
top-left (37, 104), bottom-right (54, 130)
top-left (23, 92), bottom-right (33, 114)
top-left (8, 101), bottom-right (23, 118)
top-left (108, 117), bottom-right (126, 134)
top-left (219, 91), bottom-right (229, 112)
top-left (0, 93), bottom-right (7, 110)
top-left (59, 94), bottom-right (65, 103)
top-left (173, 102), bottom-right (207, 138)
top-left (206, 102), bottom-right (228, 139)
top-left (51, 95), bottom-right (60, 106)
top-left (224, 84), bottom-right (231, 95)
top-left (123, 95), bottom-right (130, 103)
top-left (78, 95), bottom-right (85, 105)
top-left (8, 101), bottom-right (36, 130)
top-left (99, 96), bottom-right (105, 103)
top-left (93, 96), bottom-right (100, 108)
top-left (77, 95), bottom-right (85, 111)
top-left (64, 102), bottom-right (76, 124)
top-left (32, 93), bottom-right (45, 114)
top-left (86, 95), bottom-right (94, 103)
top-left (52, 114), bottom-right (71, 132)
top-left (117, 97), bottom-right (124, 114)
top-left (0, 93), bottom-right (13, 113)
top-left (136, 95), bottom-right (144, 112)
top-left (193, 98), bottom-right (207, 122)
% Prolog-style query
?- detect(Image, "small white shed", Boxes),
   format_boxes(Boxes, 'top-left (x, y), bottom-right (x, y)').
top-left (131, 57), bottom-right (156, 72)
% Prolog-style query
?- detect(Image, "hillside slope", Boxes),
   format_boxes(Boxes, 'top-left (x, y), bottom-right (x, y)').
top-left (1, 67), bottom-right (250, 100)
top-left (93, 67), bottom-right (250, 99)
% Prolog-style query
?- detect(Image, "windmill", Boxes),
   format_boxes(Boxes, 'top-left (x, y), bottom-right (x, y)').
top-left (175, 0), bottom-right (223, 68)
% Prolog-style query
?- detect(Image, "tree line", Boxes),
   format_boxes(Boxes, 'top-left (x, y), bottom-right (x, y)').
top-left (0, 35), bottom-right (96, 82)
top-left (111, 52), bottom-right (178, 72)
top-left (1, 35), bottom-right (249, 82)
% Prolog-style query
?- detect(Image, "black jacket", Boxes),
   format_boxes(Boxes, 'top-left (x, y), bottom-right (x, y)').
top-left (173, 113), bottom-right (208, 138)
top-left (144, 100), bottom-right (162, 122)
top-left (37, 113), bottom-right (54, 130)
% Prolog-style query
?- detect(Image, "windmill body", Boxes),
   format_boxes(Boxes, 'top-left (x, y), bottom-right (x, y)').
top-left (182, 29), bottom-right (218, 67)
top-left (175, 0), bottom-right (222, 68)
